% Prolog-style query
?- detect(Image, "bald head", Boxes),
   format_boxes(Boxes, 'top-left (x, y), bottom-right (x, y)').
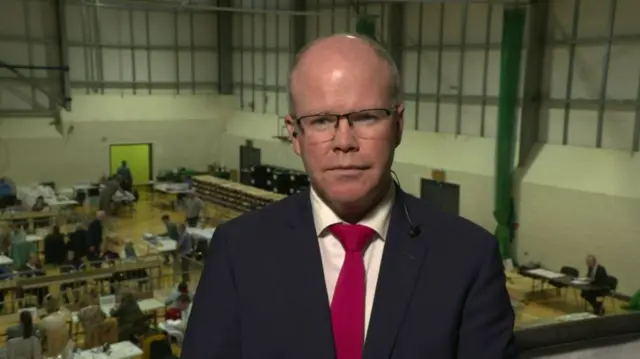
top-left (288, 34), bottom-right (400, 116)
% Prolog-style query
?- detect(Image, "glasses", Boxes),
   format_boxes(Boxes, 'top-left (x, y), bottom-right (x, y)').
top-left (295, 108), bottom-right (396, 142)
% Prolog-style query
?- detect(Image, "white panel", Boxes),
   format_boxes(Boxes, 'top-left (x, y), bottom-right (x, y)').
top-left (134, 50), bottom-right (149, 82)
top-left (150, 50), bottom-right (176, 82)
top-left (405, 2), bottom-right (503, 46)
top-left (192, 13), bottom-right (217, 47)
top-left (101, 49), bottom-right (133, 82)
top-left (176, 13), bottom-right (192, 47)
top-left (149, 12), bottom-right (175, 46)
top-left (264, 53), bottom-right (290, 86)
top-left (0, 0), bottom-right (27, 36)
top-left (0, 84), bottom-right (49, 110)
top-left (26, 0), bottom-right (49, 39)
top-left (193, 51), bottom-right (218, 83)
top-left (131, 11), bottom-right (149, 46)
top-left (178, 51), bottom-right (193, 82)
top-left (65, 5), bottom-right (85, 42)
top-left (68, 47), bottom-right (87, 81)
top-left (98, 8), bottom-right (125, 45)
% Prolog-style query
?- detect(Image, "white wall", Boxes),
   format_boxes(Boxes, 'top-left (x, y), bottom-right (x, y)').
top-left (220, 0), bottom-right (640, 295)
top-left (0, 0), bottom-right (226, 186)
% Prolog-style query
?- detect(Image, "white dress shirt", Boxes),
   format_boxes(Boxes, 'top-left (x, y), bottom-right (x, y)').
top-left (310, 184), bottom-right (395, 337)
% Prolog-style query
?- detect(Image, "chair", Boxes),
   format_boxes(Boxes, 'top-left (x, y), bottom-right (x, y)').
top-left (596, 275), bottom-right (619, 313)
top-left (84, 319), bottom-right (118, 349)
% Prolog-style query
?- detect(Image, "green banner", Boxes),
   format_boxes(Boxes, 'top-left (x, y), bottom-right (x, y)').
top-left (494, 7), bottom-right (526, 260)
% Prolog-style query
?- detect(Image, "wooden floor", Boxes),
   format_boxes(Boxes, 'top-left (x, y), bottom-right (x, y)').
top-left (0, 190), bottom-right (629, 338)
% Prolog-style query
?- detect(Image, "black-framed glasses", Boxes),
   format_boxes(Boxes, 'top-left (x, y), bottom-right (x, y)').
top-left (294, 107), bottom-right (396, 142)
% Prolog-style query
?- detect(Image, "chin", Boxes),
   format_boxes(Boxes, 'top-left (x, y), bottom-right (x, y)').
top-left (324, 181), bottom-right (373, 206)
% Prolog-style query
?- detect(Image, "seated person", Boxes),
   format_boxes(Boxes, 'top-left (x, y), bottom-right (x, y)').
top-left (17, 253), bottom-right (47, 306)
top-left (581, 254), bottom-right (610, 315)
top-left (60, 250), bottom-right (83, 299)
top-left (122, 241), bottom-right (148, 289)
top-left (87, 211), bottom-right (106, 263)
top-left (43, 225), bottom-right (66, 265)
top-left (0, 222), bottom-right (11, 255)
top-left (67, 224), bottom-right (88, 259)
top-left (159, 215), bottom-right (179, 265)
top-left (165, 281), bottom-right (193, 306)
top-left (165, 294), bottom-right (191, 321)
top-left (76, 290), bottom-right (107, 333)
top-left (6, 311), bottom-right (42, 359)
top-left (10, 226), bottom-right (37, 269)
top-left (162, 294), bottom-right (192, 344)
top-left (110, 291), bottom-right (147, 341)
top-left (6, 310), bottom-right (41, 340)
top-left (31, 196), bottom-right (49, 212)
top-left (38, 297), bottom-right (70, 356)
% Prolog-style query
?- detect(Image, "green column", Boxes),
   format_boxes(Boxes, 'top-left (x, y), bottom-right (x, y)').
top-left (356, 16), bottom-right (377, 42)
top-left (494, 7), bottom-right (526, 260)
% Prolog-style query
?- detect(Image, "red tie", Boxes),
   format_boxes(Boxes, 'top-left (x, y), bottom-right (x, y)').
top-left (329, 223), bottom-right (375, 359)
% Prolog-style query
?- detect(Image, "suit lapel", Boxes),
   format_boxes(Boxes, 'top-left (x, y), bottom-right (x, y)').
top-left (278, 192), bottom-right (336, 359)
top-left (363, 190), bottom-right (430, 359)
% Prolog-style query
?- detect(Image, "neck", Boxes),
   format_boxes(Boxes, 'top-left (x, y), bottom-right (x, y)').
top-left (327, 174), bottom-right (393, 224)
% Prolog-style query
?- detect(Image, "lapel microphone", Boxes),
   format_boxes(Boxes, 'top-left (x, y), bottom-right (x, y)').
top-left (390, 170), bottom-right (421, 238)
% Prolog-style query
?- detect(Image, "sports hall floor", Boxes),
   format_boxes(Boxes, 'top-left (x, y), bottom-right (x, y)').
top-left (0, 189), bottom-right (628, 345)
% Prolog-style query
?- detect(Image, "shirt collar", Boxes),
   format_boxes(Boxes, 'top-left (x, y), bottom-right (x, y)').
top-left (310, 182), bottom-right (395, 240)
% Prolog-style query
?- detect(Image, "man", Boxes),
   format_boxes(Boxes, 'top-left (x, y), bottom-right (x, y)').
top-left (159, 214), bottom-right (179, 265)
top-left (99, 175), bottom-right (121, 214)
top-left (176, 223), bottom-right (194, 282)
top-left (184, 191), bottom-right (205, 227)
top-left (183, 34), bottom-right (515, 358)
top-left (581, 255), bottom-right (609, 315)
top-left (117, 161), bottom-right (133, 193)
top-left (87, 211), bottom-right (105, 262)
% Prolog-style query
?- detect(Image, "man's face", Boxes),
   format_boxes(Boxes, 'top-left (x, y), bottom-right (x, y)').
top-left (287, 58), bottom-right (404, 208)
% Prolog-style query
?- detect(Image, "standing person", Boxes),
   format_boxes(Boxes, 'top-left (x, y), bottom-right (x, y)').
top-left (159, 215), bottom-right (179, 265)
top-left (183, 34), bottom-right (515, 358)
top-left (87, 211), bottom-right (106, 263)
top-left (184, 192), bottom-right (206, 227)
top-left (99, 175), bottom-right (121, 215)
top-left (176, 224), bottom-right (194, 283)
top-left (117, 161), bottom-right (133, 193)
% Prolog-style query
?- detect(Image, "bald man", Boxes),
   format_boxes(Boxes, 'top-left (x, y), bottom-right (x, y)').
top-left (183, 34), bottom-right (516, 359)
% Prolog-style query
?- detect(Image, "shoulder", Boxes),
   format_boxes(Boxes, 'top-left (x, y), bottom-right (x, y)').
top-left (403, 192), bottom-right (497, 261)
top-left (213, 191), bottom-right (305, 240)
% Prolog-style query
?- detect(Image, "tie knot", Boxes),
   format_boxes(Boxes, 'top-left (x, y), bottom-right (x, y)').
top-left (329, 223), bottom-right (375, 253)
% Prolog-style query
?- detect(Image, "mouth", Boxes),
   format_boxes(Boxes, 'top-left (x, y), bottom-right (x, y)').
top-left (327, 166), bottom-right (369, 172)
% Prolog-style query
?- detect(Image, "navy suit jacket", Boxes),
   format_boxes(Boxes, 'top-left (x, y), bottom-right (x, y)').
top-left (183, 188), bottom-right (516, 359)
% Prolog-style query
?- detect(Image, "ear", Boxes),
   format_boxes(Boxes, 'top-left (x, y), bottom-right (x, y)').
top-left (394, 104), bottom-right (405, 147)
top-left (285, 115), bottom-right (301, 156)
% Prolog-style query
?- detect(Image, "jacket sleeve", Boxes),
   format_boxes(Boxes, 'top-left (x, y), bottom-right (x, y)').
top-left (457, 233), bottom-right (517, 359)
top-left (182, 225), bottom-right (241, 359)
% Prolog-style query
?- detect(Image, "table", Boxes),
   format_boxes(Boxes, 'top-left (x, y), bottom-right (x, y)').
top-left (71, 298), bottom-right (165, 324)
top-left (74, 341), bottom-right (143, 359)
top-left (146, 237), bottom-right (177, 253)
top-left (186, 227), bottom-right (215, 243)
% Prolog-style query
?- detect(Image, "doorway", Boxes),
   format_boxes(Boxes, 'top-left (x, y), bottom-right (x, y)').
top-left (109, 143), bottom-right (153, 185)
top-left (420, 178), bottom-right (460, 216)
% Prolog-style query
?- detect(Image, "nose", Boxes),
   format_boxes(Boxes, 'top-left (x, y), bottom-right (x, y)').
top-left (331, 116), bottom-right (359, 152)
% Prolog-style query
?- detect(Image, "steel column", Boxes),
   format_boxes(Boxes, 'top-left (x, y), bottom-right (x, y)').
top-left (292, 0), bottom-right (307, 54)
top-left (518, 0), bottom-right (549, 167)
top-left (385, 3), bottom-right (404, 86)
top-left (217, 0), bottom-right (233, 94)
